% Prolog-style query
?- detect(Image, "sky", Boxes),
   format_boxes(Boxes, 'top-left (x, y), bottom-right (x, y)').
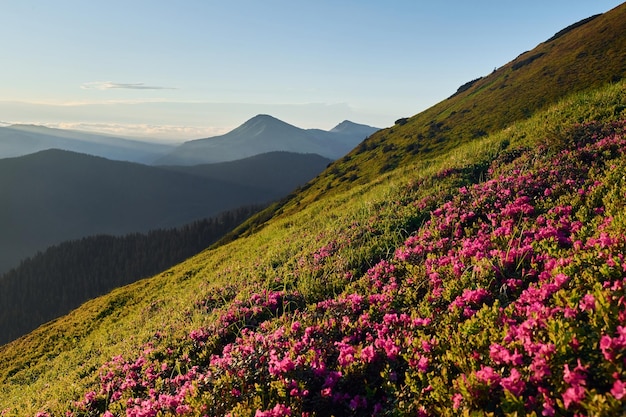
top-left (0, 1), bottom-right (623, 143)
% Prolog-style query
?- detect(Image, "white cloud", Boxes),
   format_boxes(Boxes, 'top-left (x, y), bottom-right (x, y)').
top-left (41, 122), bottom-right (228, 142)
top-left (81, 81), bottom-right (177, 90)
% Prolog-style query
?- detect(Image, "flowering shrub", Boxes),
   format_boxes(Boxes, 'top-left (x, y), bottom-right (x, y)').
top-left (49, 120), bottom-right (626, 416)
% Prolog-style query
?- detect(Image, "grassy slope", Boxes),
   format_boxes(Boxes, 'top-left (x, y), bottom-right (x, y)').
top-left (0, 81), bottom-right (624, 416)
top-left (290, 3), bottom-right (626, 206)
top-left (0, 4), bottom-right (625, 416)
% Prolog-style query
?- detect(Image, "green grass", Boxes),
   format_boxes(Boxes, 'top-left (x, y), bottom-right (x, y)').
top-left (0, 78), bottom-right (624, 416)
top-left (0, 5), bottom-right (625, 412)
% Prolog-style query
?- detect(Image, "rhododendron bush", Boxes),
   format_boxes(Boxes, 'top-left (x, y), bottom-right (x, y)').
top-left (56, 120), bottom-right (626, 416)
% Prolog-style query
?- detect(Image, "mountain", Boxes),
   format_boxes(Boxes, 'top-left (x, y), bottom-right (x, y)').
top-left (0, 124), bottom-right (175, 163)
top-left (162, 151), bottom-right (332, 193)
top-left (0, 149), bottom-right (330, 275)
top-left (305, 120), bottom-right (382, 161)
top-left (155, 115), bottom-right (379, 165)
top-left (307, 4), bottom-right (626, 190)
top-left (0, 149), bottom-right (272, 274)
top-left (1, 4), bottom-right (626, 416)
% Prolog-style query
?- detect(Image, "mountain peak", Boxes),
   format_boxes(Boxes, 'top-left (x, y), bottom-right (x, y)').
top-left (330, 120), bottom-right (362, 133)
top-left (250, 114), bottom-right (278, 121)
top-left (243, 114), bottom-right (289, 127)
top-left (329, 120), bottom-right (379, 137)
top-left (234, 114), bottom-right (300, 132)
top-left (156, 115), bottom-right (379, 165)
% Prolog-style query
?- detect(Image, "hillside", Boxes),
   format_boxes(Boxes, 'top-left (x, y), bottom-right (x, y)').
top-left (0, 149), bottom-right (331, 274)
top-left (296, 4), bottom-right (626, 203)
top-left (161, 151), bottom-right (332, 193)
top-left (0, 4), bottom-right (625, 416)
top-left (155, 115), bottom-right (379, 165)
top-left (0, 205), bottom-right (262, 346)
top-left (0, 124), bottom-right (174, 163)
top-left (0, 150), bottom-right (271, 273)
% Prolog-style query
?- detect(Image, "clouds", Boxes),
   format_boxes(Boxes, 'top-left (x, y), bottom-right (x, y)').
top-left (47, 122), bottom-right (226, 142)
top-left (81, 81), bottom-right (177, 90)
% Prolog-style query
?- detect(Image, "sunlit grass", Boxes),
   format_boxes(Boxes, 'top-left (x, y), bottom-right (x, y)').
top-left (0, 77), bottom-right (625, 415)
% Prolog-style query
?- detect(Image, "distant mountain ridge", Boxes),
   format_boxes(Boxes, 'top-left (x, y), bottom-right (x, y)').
top-left (0, 124), bottom-right (175, 163)
top-left (155, 115), bottom-right (379, 165)
top-left (0, 149), bottom-right (328, 274)
top-left (162, 151), bottom-right (332, 191)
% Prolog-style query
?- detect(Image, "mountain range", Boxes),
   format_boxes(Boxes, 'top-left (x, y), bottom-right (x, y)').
top-left (1, 4), bottom-right (626, 416)
top-left (155, 115), bottom-right (379, 165)
top-left (0, 124), bottom-right (175, 164)
top-left (0, 116), bottom-right (378, 165)
top-left (0, 115), bottom-right (370, 273)
top-left (0, 149), bottom-right (331, 274)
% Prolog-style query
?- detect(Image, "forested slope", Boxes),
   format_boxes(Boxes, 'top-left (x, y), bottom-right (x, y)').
top-left (0, 205), bottom-right (262, 346)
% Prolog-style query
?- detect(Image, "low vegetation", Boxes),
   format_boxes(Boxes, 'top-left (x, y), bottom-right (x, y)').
top-left (0, 78), bottom-right (623, 416)
top-left (0, 6), bottom-right (625, 415)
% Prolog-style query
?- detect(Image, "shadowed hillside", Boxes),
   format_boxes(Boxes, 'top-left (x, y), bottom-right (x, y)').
top-left (0, 4), bottom-right (625, 416)
top-left (0, 149), bottom-right (330, 274)
top-left (0, 205), bottom-right (262, 346)
top-left (161, 151), bottom-right (332, 193)
top-left (0, 150), bottom-right (270, 273)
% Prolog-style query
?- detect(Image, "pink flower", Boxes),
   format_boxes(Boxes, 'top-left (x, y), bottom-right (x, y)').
top-left (416, 355), bottom-right (429, 372)
top-left (500, 368), bottom-right (525, 397)
top-left (360, 345), bottom-right (376, 363)
top-left (529, 355), bottom-right (551, 382)
top-left (375, 337), bottom-right (400, 360)
top-left (489, 344), bottom-right (523, 366)
top-left (336, 342), bottom-right (356, 367)
top-left (562, 385), bottom-right (585, 409)
top-left (475, 365), bottom-right (500, 386)
top-left (290, 321), bottom-right (301, 333)
top-left (255, 403), bottom-right (292, 417)
top-left (563, 360), bottom-right (587, 386)
top-left (600, 335), bottom-right (615, 361)
top-left (489, 343), bottom-right (508, 365)
top-left (321, 387), bottom-right (332, 398)
top-left (541, 398), bottom-right (555, 417)
top-left (579, 294), bottom-right (596, 311)
top-left (611, 379), bottom-right (626, 400)
top-left (562, 360), bottom-right (587, 409)
top-left (84, 391), bottom-right (97, 405)
top-left (268, 355), bottom-right (295, 376)
top-left (451, 393), bottom-right (463, 410)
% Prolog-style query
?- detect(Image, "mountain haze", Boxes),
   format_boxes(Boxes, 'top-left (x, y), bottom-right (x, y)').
top-left (0, 124), bottom-right (175, 163)
top-left (155, 115), bottom-right (379, 165)
top-left (1, 5), bottom-right (626, 416)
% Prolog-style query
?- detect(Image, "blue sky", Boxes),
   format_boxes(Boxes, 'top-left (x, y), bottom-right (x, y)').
top-left (0, 1), bottom-right (622, 142)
